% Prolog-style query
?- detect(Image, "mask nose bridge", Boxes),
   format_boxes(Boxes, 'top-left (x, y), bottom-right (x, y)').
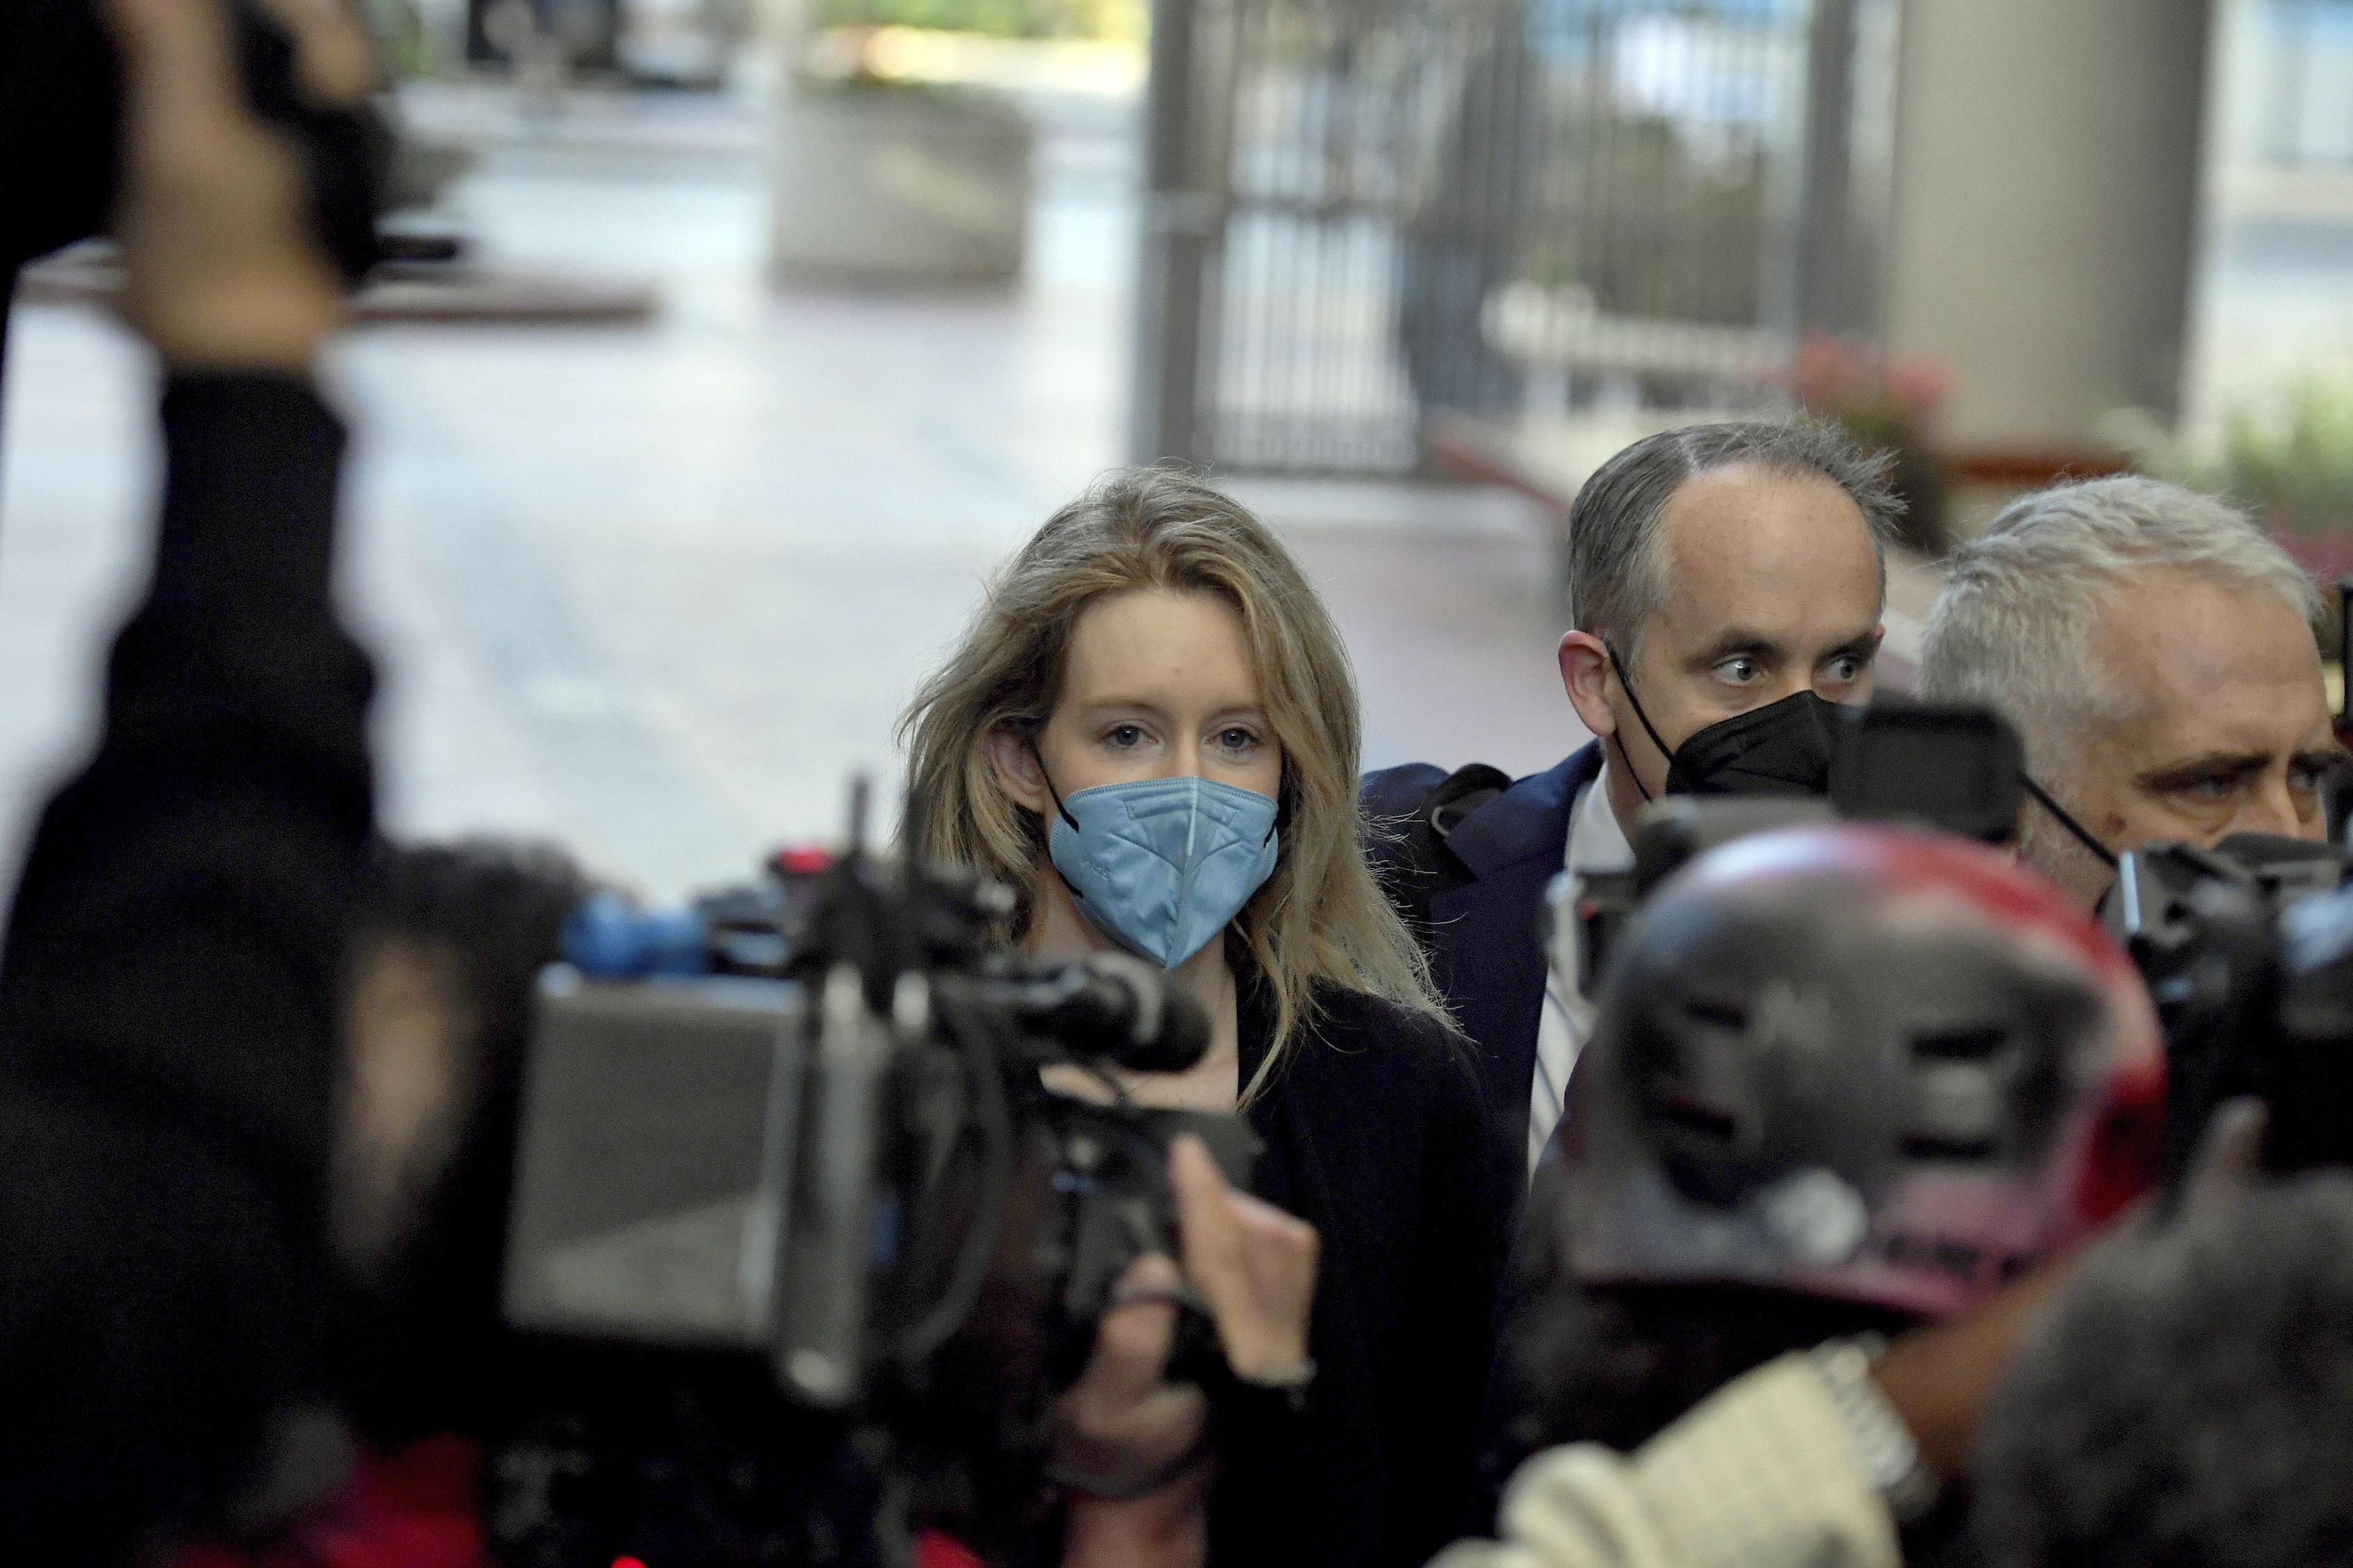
top-left (1181, 774), bottom-right (1204, 866)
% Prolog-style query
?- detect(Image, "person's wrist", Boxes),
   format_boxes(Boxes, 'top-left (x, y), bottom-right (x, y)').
top-left (1868, 1255), bottom-right (2069, 1480)
top-left (1227, 1348), bottom-right (1313, 1394)
top-left (142, 278), bottom-right (339, 372)
top-left (1219, 1326), bottom-right (1311, 1384)
top-left (1809, 1337), bottom-right (1940, 1524)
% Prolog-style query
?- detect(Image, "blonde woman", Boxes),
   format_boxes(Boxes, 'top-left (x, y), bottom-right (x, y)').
top-left (902, 469), bottom-right (1510, 1568)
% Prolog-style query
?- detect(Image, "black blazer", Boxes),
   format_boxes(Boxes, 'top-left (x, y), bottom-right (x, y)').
top-left (1361, 743), bottom-right (1605, 1189)
top-left (1212, 977), bottom-right (1510, 1568)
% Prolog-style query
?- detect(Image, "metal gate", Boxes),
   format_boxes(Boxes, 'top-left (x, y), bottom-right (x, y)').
top-left (1131, 0), bottom-right (1874, 476)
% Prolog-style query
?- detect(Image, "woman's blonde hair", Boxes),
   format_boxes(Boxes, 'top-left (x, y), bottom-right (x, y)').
top-left (898, 468), bottom-right (1443, 1104)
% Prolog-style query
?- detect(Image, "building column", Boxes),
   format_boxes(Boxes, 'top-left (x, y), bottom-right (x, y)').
top-left (1876, 0), bottom-right (2213, 448)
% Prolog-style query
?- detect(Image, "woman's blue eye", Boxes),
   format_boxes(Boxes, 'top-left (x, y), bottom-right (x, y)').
top-left (1107, 725), bottom-right (1145, 748)
top-left (1219, 728), bottom-right (1256, 750)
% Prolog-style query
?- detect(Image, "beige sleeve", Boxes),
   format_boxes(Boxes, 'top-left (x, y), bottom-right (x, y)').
top-left (1427, 1354), bottom-right (1903, 1568)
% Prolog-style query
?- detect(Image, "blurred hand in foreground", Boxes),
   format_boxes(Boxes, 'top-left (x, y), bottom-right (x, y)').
top-left (1056, 1134), bottom-right (1318, 1568)
top-left (104, 0), bottom-right (374, 369)
top-left (1872, 1096), bottom-right (2272, 1480)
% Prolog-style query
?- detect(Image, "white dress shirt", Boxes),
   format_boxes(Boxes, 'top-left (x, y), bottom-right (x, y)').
top-left (1527, 773), bottom-right (1633, 1176)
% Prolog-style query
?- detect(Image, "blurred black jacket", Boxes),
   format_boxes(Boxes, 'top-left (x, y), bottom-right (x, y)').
top-left (0, 371), bottom-right (373, 1560)
top-left (1213, 978), bottom-right (1510, 1568)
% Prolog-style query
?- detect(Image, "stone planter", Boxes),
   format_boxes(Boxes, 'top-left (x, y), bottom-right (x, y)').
top-left (769, 82), bottom-right (1033, 287)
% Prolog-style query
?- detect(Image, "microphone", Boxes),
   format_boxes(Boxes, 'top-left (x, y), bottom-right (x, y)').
top-left (981, 952), bottom-right (1212, 1075)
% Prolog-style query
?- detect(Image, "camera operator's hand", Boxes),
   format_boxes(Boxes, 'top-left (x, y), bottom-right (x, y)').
top-left (1869, 1096), bottom-right (2272, 1480)
top-left (1055, 1137), bottom-right (1318, 1568)
top-left (1056, 1253), bottom-right (1214, 1568)
top-left (104, 0), bottom-right (366, 370)
top-left (1167, 1134), bottom-right (1316, 1381)
top-left (2176, 1095), bottom-right (2269, 1216)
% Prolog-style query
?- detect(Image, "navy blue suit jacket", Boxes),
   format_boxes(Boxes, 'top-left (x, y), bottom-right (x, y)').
top-left (1361, 741), bottom-right (1606, 1188)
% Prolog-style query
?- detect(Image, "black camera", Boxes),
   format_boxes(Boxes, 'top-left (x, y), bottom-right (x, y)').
top-left (493, 786), bottom-right (1257, 1562)
top-left (1563, 699), bottom-right (2028, 998)
top-left (2101, 832), bottom-right (2353, 1185)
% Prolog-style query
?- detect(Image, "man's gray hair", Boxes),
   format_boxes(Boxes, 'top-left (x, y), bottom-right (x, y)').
top-left (1564, 419), bottom-right (1901, 657)
top-left (1916, 475), bottom-right (2321, 779)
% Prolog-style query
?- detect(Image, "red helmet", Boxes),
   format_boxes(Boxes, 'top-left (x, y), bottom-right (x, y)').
top-left (1556, 823), bottom-right (2165, 1319)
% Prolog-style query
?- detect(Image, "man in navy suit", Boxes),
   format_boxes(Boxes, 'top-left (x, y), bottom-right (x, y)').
top-left (1364, 420), bottom-right (1901, 1190)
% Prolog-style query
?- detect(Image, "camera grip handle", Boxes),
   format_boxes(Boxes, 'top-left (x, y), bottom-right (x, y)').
top-left (774, 964), bottom-right (893, 1407)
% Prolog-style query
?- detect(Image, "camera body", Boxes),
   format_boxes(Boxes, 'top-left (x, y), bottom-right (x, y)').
top-left (502, 959), bottom-right (1254, 1404)
top-left (1562, 700), bottom-right (2028, 998)
top-left (1550, 699), bottom-right (2353, 1187)
top-left (2102, 833), bottom-right (2353, 1182)
top-left (493, 818), bottom-right (1255, 1558)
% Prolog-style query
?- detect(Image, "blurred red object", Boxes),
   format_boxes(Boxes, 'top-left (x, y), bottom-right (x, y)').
top-left (772, 843), bottom-right (835, 878)
top-left (1787, 332), bottom-right (1956, 556)
top-left (915, 1530), bottom-right (990, 1568)
top-left (174, 1436), bottom-right (489, 1568)
top-left (1787, 331), bottom-right (1951, 427)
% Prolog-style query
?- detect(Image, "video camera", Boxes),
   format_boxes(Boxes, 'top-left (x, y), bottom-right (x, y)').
top-left (1562, 698), bottom-right (2026, 998)
top-left (2102, 830), bottom-right (2353, 1186)
top-left (1558, 690), bottom-right (2353, 1189)
top-left (493, 783), bottom-right (1257, 1561)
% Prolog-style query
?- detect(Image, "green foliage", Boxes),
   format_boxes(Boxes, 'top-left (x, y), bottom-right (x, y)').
top-left (813, 0), bottom-right (1128, 38)
top-left (2217, 379), bottom-right (2353, 534)
top-left (1513, 113), bottom-right (1766, 327)
top-left (363, 0), bottom-right (449, 78)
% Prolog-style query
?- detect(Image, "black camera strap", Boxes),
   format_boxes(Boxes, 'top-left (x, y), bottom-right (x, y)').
top-left (2019, 775), bottom-right (2119, 868)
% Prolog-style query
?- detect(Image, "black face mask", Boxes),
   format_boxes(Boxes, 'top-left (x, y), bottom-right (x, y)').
top-left (1607, 643), bottom-right (1842, 802)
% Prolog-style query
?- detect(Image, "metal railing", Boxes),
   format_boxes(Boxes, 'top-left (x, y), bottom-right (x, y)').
top-left (1133, 0), bottom-right (1837, 476)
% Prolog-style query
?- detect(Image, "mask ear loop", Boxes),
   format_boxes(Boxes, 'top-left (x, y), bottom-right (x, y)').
top-left (2019, 775), bottom-right (2120, 868)
top-left (1028, 737), bottom-right (1082, 833)
top-left (1026, 743), bottom-right (1142, 1103)
top-left (1019, 769), bottom-right (1135, 1101)
top-left (1605, 641), bottom-right (1678, 805)
top-left (1026, 738), bottom-right (1105, 941)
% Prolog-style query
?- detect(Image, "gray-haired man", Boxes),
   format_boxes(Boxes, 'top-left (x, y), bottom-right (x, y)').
top-left (1364, 420), bottom-right (1901, 1183)
top-left (1917, 475), bottom-right (2343, 906)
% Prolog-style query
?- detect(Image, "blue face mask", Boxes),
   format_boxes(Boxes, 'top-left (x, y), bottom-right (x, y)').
top-left (1042, 773), bottom-right (1281, 970)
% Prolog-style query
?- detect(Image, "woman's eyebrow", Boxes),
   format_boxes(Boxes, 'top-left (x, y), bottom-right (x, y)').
top-left (1072, 697), bottom-right (1169, 716)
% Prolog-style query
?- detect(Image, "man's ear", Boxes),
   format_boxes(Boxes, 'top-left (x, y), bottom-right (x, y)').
top-left (985, 725), bottom-right (1050, 815)
top-left (1559, 631), bottom-right (1620, 739)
